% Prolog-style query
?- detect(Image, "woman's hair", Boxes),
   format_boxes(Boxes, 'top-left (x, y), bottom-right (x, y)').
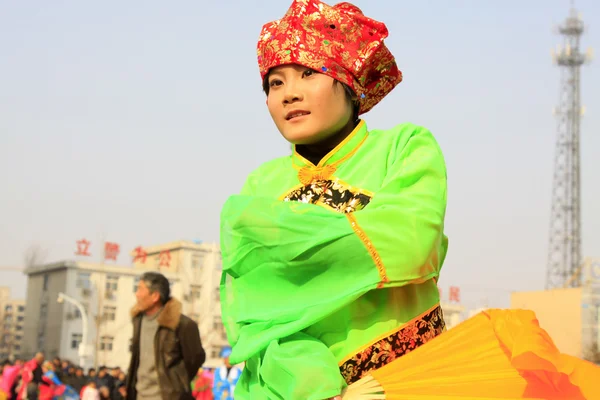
top-left (262, 71), bottom-right (360, 121)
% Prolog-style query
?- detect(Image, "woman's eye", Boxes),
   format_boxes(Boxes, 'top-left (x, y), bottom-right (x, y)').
top-left (269, 79), bottom-right (282, 87)
top-left (302, 69), bottom-right (316, 78)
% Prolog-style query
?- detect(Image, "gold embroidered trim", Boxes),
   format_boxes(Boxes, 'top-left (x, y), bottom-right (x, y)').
top-left (292, 134), bottom-right (369, 185)
top-left (279, 178), bottom-right (375, 201)
top-left (337, 303), bottom-right (441, 366)
top-left (297, 165), bottom-right (337, 186)
top-left (338, 304), bottom-right (445, 385)
top-left (281, 178), bottom-right (373, 214)
top-left (346, 213), bottom-right (388, 288)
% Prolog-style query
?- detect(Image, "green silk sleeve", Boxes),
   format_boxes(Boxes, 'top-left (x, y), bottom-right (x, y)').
top-left (236, 332), bottom-right (347, 399)
top-left (220, 196), bottom-right (377, 357)
top-left (351, 126), bottom-right (448, 284)
top-left (220, 125), bottom-right (447, 389)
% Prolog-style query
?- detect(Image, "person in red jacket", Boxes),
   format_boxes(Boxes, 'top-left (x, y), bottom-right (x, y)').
top-left (191, 368), bottom-right (213, 400)
top-left (17, 353), bottom-right (44, 400)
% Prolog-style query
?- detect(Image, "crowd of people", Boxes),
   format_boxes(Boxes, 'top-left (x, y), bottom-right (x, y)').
top-left (0, 350), bottom-right (240, 400)
top-left (0, 353), bottom-right (127, 400)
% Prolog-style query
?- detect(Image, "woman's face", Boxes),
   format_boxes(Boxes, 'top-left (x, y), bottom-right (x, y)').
top-left (266, 64), bottom-right (353, 145)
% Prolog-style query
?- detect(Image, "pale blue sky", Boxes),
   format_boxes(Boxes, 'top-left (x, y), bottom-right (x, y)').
top-left (1, 1), bottom-right (598, 310)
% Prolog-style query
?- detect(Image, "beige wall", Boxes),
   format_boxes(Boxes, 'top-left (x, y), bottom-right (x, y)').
top-left (1, 300), bottom-right (26, 357)
top-left (0, 288), bottom-right (25, 358)
top-left (0, 288), bottom-right (10, 303)
top-left (511, 288), bottom-right (583, 357)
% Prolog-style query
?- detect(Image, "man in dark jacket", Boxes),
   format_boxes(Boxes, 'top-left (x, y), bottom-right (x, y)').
top-left (70, 368), bottom-right (87, 395)
top-left (126, 272), bottom-right (205, 400)
top-left (96, 366), bottom-right (114, 394)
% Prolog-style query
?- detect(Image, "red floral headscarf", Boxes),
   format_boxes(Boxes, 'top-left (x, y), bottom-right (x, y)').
top-left (257, 0), bottom-right (402, 114)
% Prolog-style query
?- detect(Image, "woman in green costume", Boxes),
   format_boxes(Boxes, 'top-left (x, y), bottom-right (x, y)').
top-left (220, 0), bottom-right (448, 398)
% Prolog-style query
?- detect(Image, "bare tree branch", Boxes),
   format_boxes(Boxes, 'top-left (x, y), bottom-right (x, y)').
top-left (24, 244), bottom-right (48, 268)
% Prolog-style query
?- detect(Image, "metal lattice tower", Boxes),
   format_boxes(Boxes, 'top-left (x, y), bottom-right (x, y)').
top-left (546, 5), bottom-right (593, 289)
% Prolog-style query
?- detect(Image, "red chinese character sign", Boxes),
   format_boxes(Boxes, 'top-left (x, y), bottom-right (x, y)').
top-left (159, 250), bottom-right (171, 268)
top-left (75, 239), bottom-right (91, 256)
top-left (133, 246), bottom-right (147, 264)
top-left (449, 286), bottom-right (461, 303)
top-left (104, 242), bottom-right (120, 261)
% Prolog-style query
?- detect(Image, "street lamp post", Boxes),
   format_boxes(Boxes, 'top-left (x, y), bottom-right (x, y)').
top-left (57, 292), bottom-right (89, 368)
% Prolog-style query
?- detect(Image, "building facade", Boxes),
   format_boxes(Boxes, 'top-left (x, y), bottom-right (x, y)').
top-left (440, 302), bottom-right (465, 329)
top-left (0, 287), bottom-right (26, 360)
top-left (510, 257), bottom-right (600, 360)
top-left (22, 241), bottom-right (228, 370)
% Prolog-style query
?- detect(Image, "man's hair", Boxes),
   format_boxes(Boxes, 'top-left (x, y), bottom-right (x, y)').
top-left (140, 272), bottom-right (171, 305)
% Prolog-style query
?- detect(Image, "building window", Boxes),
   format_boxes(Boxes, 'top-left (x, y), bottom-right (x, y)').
top-left (211, 347), bottom-right (219, 358)
top-left (42, 274), bottom-right (49, 291)
top-left (106, 275), bottom-right (119, 292)
top-left (5, 305), bottom-right (12, 312)
top-left (103, 306), bottom-right (116, 321)
top-left (3, 324), bottom-right (10, 330)
top-left (213, 316), bottom-right (223, 331)
top-left (71, 333), bottom-right (82, 349)
top-left (14, 345), bottom-right (20, 352)
top-left (191, 285), bottom-right (201, 300)
top-left (37, 333), bottom-right (45, 350)
top-left (73, 303), bottom-right (88, 319)
top-left (77, 273), bottom-right (91, 289)
top-left (18, 305), bottom-right (24, 313)
top-left (15, 325), bottom-right (22, 331)
top-left (15, 335), bottom-right (21, 341)
top-left (17, 316), bottom-right (23, 322)
top-left (3, 316), bottom-right (10, 322)
top-left (100, 336), bottom-right (114, 351)
top-left (191, 253), bottom-right (205, 269)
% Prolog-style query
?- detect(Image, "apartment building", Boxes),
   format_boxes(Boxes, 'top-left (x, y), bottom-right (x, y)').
top-left (22, 241), bottom-right (228, 370)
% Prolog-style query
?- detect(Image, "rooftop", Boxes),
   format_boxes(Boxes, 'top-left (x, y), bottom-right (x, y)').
top-left (23, 260), bottom-right (178, 278)
top-left (129, 240), bottom-right (220, 257)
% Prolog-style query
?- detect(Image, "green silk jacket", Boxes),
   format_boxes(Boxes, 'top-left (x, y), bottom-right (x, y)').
top-left (220, 120), bottom-right (449, 399)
